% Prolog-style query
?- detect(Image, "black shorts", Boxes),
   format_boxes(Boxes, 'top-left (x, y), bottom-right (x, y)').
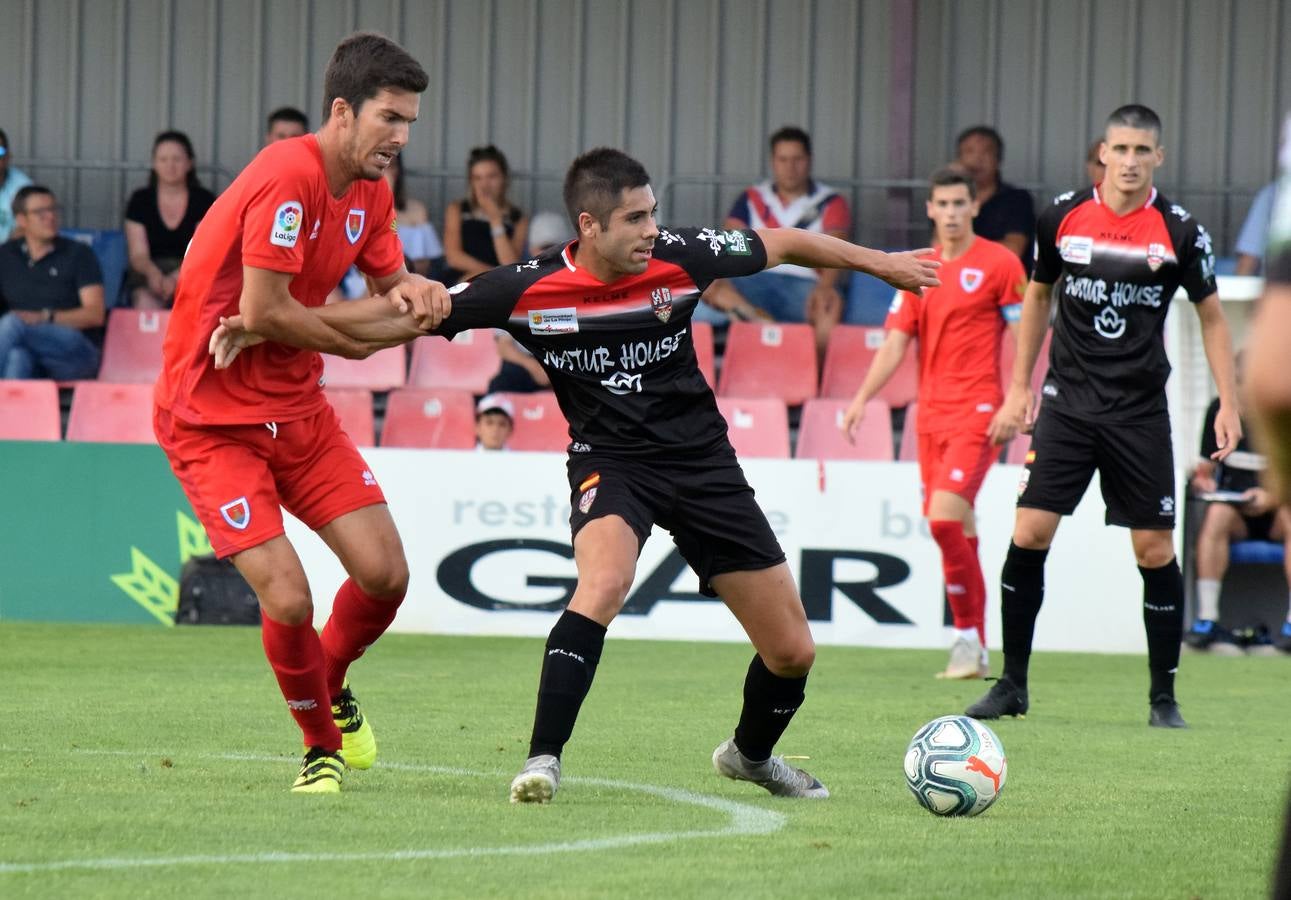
top-left (1017, 406), bottom-right (1176, 529)
top-left (566, 447), bottom-right (786, 597)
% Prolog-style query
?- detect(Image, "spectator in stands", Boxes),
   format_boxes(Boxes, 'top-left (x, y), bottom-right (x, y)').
top-left (703, 126), bottom-right (851, 358)
top-left (1085, 139), bottom-right (1106, 186)
top-left (0, 128), bottom-right (33, 240)
top-left (954, 125), bottom-right (1035, 271)
top-left (442, 145), bottom-right (528, 284)
top-left (1235, 181), bottom-right (1277, 276)
top-left (125, 130), bottom-right (216, 310)
top-left (384, 153), bottom-right (443, 278)
top-left (474, 393), bottom-right (514, 451)
top-left (0, 185), bottom-right (104, 379)
top-left (265, 106), bottom-right (309, 144)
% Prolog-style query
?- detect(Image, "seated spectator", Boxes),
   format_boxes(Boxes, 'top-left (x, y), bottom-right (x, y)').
top-left (0, 185), bottom-right (104, 379)
top-left (954, 125), bottom-right (1035, 271)
top-left (1235, 181), bottom-right (1278, 276)
top-left (475, 393), bottom-right (514, 451)
top-left (0, 128), bottom-right (33, 240)
top-left (264, 106), bottom-right (309, 144)
top-left (1085, 139), bottom-right (1106, 186)
top-left (1187, 391), bottom-right (1291, 653)
top-left (384, 153), bottom-right (443, 278)
top-left (124, 130), bottom-right (216, 310)
top-left (700, 126), bottom-right (850, 358)
top-left (442, 145), bottom-right (529, 284)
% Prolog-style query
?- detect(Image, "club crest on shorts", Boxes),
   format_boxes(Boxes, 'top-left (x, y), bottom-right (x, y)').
top-left (1146, 242), bottom-right (1166, 272)
top-left (220, 497), bottom-right (251, 530)
top-left (579, 486), bottom-right (598, 514)
top-left (650, 287), bottom-right (673, 323)
top-left (959, 268), bottom-right (984, 292)
top-left (345, 208), bottom-right (366, 244)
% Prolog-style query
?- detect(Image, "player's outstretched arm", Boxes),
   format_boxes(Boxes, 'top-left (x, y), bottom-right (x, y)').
top-left (238, 266), bottom-right (374, 359)
top-left (840, 330), bottom-right (911, 442)
top-left (756, 228), bottom-right (940, 293)
top-left (1193, 293), bottom-right (1242, 461)
top-left (987, 280), bottom-right (1050, 445)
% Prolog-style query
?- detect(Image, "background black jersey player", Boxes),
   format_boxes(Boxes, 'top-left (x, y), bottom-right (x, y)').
top-left (969, 105), bottom-right (1241, 729)
top-left (212, 147), bottom-right (940, 802)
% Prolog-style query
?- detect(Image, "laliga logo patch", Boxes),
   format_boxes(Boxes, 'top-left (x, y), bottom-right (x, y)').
top-left (345, 208), bottom-right (366, 245)
top-left (651, 287), bottom-right (673, 323)
top-left (959, 268), bottom-right (984, 292)
top-left (1145, 242), bottom-right (1167, 272)
top-left (220, 496), bottom-right (251, 530)
top-left (270, 201), bottom-right (304, 248)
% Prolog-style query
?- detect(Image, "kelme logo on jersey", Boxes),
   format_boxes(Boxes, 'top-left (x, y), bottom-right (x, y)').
top-left (270, 201), bottom-right (304, 248)
top-left (1146, 242), bottom-right (1167, 272)
top-left (345, 209), bottom-right (366, 244)
top-left (529, 307), bottom-right (579, 335)
top-left (219, 497), bottom-right (251, 530)
top-left (959, 268), bottom-right (984, 292)
top-left (651, 287), bottom-right (673, 322)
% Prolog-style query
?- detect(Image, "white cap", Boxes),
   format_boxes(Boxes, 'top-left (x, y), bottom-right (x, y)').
top-left (476, 393), bottom-right (514, 420)
top-left (528, 210), bottom-right (573, 254)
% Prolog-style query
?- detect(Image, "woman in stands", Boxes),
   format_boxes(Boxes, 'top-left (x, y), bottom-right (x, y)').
top-left (124, 130), bottom-right (215, 310)
top-left (441, 144), bottom-right (528, 284)
top-left (383, 153), bottom-right (444, 279)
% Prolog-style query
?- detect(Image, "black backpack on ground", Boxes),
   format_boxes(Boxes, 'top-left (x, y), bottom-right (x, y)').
top-left (176, 555), bottom-right (261, 625)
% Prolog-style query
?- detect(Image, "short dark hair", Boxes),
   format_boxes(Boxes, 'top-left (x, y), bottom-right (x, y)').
top-left (267, 106), bottom-right (309, 132)
top-left (321, 32), bottom-right (429, 123)
top-left (1106, 104), bottom-right (1162, 140)
top-left (956, 125), bottom-right (1004, 162)
top-left (149, 130), bottom-right (203, 191)
top-left (563, 148), bottom-right (651, 230)
top-left (769, 126), bottom-right (812, 157)
top-left (929, 167), bottom-right (976, 201)
top-left (466, 145), bottom-right (512, 208)
top-left (13, 184), bottom-right (53, 217)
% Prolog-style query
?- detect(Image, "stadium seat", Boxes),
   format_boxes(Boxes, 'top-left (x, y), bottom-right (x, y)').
top-left (66, 382), bottom-right (156, 444)
top-left (324, 388), bottom-right (375, 447)
top-left (820, 324), bottom-right (919, 407)
top-left (380, 387), bottom-right (476, 449)
top-left (504, 391), bottom-right (570, 452)
top-left (62, 228), bottom-right (128, 308)
top-left (716, 397), bottom-right (790, 458)
top-left (795, 398), bottom-right (893, 461)
top-left (897, 402), bottom-right (919, 461)
top-left (717, 322), bottom-right (817, 406)
top-left (323, 345), bottom-right (407, 391)
top-left (0, 379), bottom-right (61, 441)
top-left (691, 320), bottom-right (716, 388)
top-left (998, 328), bottom-right (1052, 395)
top-left (407, 331), bottom-right (501, 393)
top-left (98, 309), bottom-right (170, 383)
top-left (844, 271), bottom-right (898, 326)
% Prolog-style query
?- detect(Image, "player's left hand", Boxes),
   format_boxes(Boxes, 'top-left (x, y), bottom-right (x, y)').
top-left (385, 275), bottom-right (452, 331)
top-left (209, 315), bottom-right (265, 369)
top-left (876, 248), bottom-right (941, 293)
top-left (1210, 402), bottom-right (1243, 461)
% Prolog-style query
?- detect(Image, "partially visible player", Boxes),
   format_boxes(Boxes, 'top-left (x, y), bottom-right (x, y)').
top-left (841, 168), bottom-right (1024, 679)
top-left (966, 104), bottom-right (1241, 729)
top-left (154, 32), bottom-right (445, 793)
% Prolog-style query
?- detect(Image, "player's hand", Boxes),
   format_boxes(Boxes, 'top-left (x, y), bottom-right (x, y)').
top-left (385, 276), bottom-right (452, 331)
top-left (209, 314), bottom-right (265, 369)
top-left (876, 248), bottom-right (941, 293)
top-left (1210, 402), bottom-right (1243, 461)
top-left (840, 397), bottom-right (867, 444)
top-left (1189, 468), bottom-right (1217, 494)
top-left (988, 383), bottom-right (1035, 445)
top-left (1242, 487), bottom-right (1274, 516)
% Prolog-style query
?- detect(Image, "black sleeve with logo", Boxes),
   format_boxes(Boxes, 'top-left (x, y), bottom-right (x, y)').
top-left (1031, 189), bottom-right (1088, 286)
top-left (651, 226), bottom-right (768, 289)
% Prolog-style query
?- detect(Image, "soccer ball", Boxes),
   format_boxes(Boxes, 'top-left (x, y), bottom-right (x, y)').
top-left (903, 715), bottom-right (1007, 816)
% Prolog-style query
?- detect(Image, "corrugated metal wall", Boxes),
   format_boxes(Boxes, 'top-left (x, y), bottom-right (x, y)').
top-left (1, 0), bottom-right (1287, 252)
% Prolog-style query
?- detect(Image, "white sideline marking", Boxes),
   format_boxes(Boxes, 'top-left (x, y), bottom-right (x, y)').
top-left (0, 747), bottom-right (786, 874)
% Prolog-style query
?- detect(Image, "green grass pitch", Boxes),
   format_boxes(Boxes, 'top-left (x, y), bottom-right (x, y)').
top-left (2, 621), bottom-right (1287, 898)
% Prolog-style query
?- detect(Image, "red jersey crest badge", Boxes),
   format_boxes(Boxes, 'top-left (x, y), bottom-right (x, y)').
top-left (959, 268), bottom-right (984, 292)
top-left (345, 209), bottom-right (366, 245)
top-left (651, 287), bottom-right (673, 323)
top-left (1146, 242), bottom-right (1166, 272)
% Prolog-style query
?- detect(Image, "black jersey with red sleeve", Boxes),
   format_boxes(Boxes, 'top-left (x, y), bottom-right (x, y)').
top-left (434, 226), bottom-right (768, 455)
top-left (1032, 186), bottom-right (1217, 421)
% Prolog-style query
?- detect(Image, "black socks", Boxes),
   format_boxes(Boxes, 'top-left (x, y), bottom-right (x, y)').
top-left (1140, 559), bottom-right (1183, 700)
top-left (733, 654), bottom-right (808, 763)
top-left (527, 609), bottom-right (607, 758)
top-left (1000, 542), bottom-right (1049, 689)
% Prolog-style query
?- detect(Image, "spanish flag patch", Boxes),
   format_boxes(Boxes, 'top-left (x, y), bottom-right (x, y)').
top-left (579, 473), bottom-right (601, 491)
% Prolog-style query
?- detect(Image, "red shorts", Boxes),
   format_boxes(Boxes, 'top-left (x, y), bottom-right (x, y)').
top-left (917, 427), bottom-right (997, 516)
top-left (154, 404), bottom-right (386, 558)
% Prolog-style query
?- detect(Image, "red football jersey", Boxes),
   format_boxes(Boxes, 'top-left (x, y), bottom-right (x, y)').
top-left (886, 237), bottom-right (1024, 433)
top-left (155, 135), bottom-right (405, 425)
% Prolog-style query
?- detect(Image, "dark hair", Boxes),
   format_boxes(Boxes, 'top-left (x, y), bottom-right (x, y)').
top-left (928, 167), bottom-right (976, 201)
top-left (13, 184), bottom-right (53, 217)
top-left (466, 145), bottom-right (511, 208)
top-left (322, 32), bottom-right (429, 123)
top-left (267, 106), bottom-right (309, 132)
top-left (955, 125), bottom-right (1005, 162)
top-left (563, 147), bottom-right (651, 229)
top-left (1106, 104), bottom-right (1162, 140)
top-left (149, 130), bottom-right (203, 191)
top-left (769, 125), bottom-right (812, 157)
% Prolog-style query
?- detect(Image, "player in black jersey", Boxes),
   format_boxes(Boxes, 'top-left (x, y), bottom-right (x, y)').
top-left (968, 105), bottom-right (1242, 729)
top-left (211, 147), bottom-right (940, 802)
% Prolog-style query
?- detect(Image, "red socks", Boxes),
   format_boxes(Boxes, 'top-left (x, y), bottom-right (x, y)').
top-left (320, 578), bottom-right (404, 698)
top-left (260, 613), bottom-right (341, 751)
top-left (967, 534), bottom-right (986, 644)
top-left (930, 520), bottom-right (986, 643)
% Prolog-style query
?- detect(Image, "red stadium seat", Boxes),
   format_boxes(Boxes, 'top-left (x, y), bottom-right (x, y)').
top-left (505, 391), bottom-right (569, 452)
top-left (380, 388), bottom-right (476, 449)
top-left (716, 397), bottom-right (790, 458)
top-left (820, 324), bottom-right (919, 407)
top-left (66, 382), bottom-right (156, 444)
top-left (324, 388), bottom-right (375, 447)
top-left (897, 402), bottom-right (919, 461)
top-left (717, 322), bottom-right (817, 406)
top-left (998, 327), bottom-right (1052, 395)
top-left (323, 345), bottom-right (407, 391)
top-left (691, 320), bottom-right (717, 389)
top-left (98, 309), bottom-right (170, 383)
top-left (0, 379), bottom-right (61, 441)
top-left (795, 398), bottom-right (893, 461)
top-left (407, 331), bottom-right (501, 393)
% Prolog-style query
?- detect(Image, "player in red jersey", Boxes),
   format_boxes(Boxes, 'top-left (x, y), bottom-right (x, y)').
top-left (154, 33), bottom-right (448, 793)
top-left (841, 168), bottom-right (1025, 680)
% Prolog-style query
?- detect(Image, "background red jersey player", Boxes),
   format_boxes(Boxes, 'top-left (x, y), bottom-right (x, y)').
top-left (841, 168), bottom-right (1024, 680)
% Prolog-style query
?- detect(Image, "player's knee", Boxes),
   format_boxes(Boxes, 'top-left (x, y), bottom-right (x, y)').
top-left (929, 518), bottom-right (965, 551)
top-left (353, 557), bottom-right (410, 599)
top-left (1135, 545), bottom-right (1176, 569)
top-left (258, 588), bottom-right (314, 626)
top-left (577, 567), bottom-right (634, 608)
top-left (762, 641), bottom-right (816, 677)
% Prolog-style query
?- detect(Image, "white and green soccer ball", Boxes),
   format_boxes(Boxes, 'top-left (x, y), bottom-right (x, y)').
top-left (903, 715), bottom-right (1007, 817)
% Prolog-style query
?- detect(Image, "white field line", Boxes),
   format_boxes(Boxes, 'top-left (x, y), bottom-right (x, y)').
top-left (0, 747), bottom-right (787, 875)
